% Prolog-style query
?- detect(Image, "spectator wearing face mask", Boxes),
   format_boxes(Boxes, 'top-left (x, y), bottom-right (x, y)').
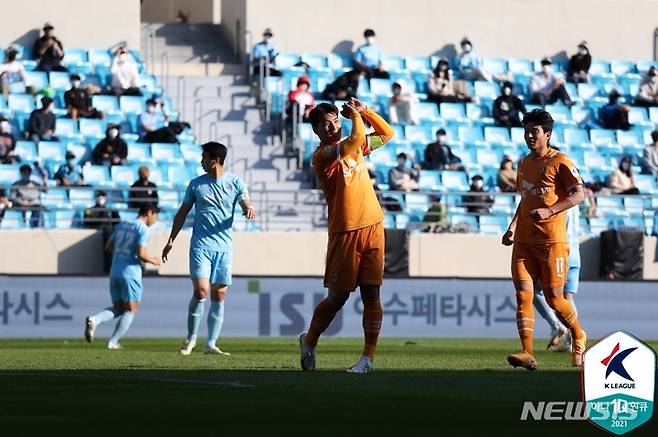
top-left (423, 128), bottom-right (463, 171)
top-left (287, 75), bottom-right (315, 123)
top-left (427, 58), bottom-right (473, 108)
top-left (388, 82), bottom-right (419, 125)
top-left (0, 48), bottom-right (32, 98)
top-left (567, 41), bottom-right (592, 84)
top-left (110, 46), bottom-right (141, 96)
top-left (634, 67), bottom-right (658, 107)
top-left (608, 156), bottom-right (640, 195)
top-left (642, 130), bottom-right (658, 177)
top-left (54, 151), bottom-right (85, 186)
top-left (388, 152), bottom-right (421, 192)
top-left (11, 164), bottom-right (46, 227)
top-left (462, 175), bottom-right (494, 216)
top-left (497, 157), bottom-right (517, 192)
top-left (353, 29), bottom-right (390, 81)
top-left (33, 23), bottom-right (67, 73)
top-left (128, 166), bottom-right (159, 209)
top-left (321, 70), bottom-right (364, 101)
top-left (251, 28), bottom-right (281, 78)
top-left (93, 124), bottom-right (128, 166)
top-left (599, 90), bottom-right (631, 130)
top-left (138, 98), bottom-right (173, 142)
top-left (529, 58), bottom-right (574, 106)
top-left (0, 117), bottom-right (18, 164)
top-left (64, 74), bottom-right (104, 120)
top-left (457, 37), bottom-right (492, 82)
top-left (493, 81), bottom-right (526, 128)
top-left (83, 190), bottom-right (120, 231)
top-left (27, 96), bottom-right (57, 142)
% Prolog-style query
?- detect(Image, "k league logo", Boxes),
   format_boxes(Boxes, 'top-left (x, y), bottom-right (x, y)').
top-left (583, 331), bottom-right (656, 435)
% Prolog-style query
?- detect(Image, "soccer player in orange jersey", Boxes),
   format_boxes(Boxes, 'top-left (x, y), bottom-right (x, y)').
top-left (299, 98), bottom-right (393, 373)
top-left (502, 109), bottom-right (587, 370)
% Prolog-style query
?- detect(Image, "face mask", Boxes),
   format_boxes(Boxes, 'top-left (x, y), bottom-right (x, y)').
top-left (473, 180), bottom-right (484, 189)
top-left (0, 121), bottom-right (10, 132)
top-left (462, 44), bottom-right (472, 53)
top-left (437, 134), bottom-right (447, 143)
top-left (578, 48), bottom-right (588, 56)
top-left (71, 80), bottom-right (81, 89)
top-left (439, 64), bottom-right (448, 71)
top-left (97, 197), bottom-right (106, 207)
top-left (263, 36), bottom-right (271, 42)
top-left (503, 87), bottom-right (512, 96)
top-left (147, 105), bottom-right (156, 114)
top-left (108, 128), bottom-right (119, 139)
top-left (45, 31), bottom-right (53, 38)
top-left (119, 53), bottom-right (128, 62)
top-left (366, 37), bottom-right (376, 45)
top-left (542, 65), bottom-right (552, 74)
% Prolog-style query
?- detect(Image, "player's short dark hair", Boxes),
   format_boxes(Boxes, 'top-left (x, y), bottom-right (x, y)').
top-left (201, 142), bottom-right (228, 165)
top-left (138, 202), bottom-right (159, 216)
top-left (522, 109), bottom-right (555, 133)
top-left (19, 164), bottom-right (31, 173)
top-left (364, 29), bottom-right (375, 38)
top-left (309, 103), bottom-right (338, 130)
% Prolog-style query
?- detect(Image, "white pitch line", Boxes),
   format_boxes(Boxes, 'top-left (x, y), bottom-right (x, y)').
top-left (0, 371), bottom-right (254, 388)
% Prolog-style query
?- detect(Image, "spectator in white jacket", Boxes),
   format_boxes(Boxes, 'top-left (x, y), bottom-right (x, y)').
top-left (110, 46), bottom-right (141, 96)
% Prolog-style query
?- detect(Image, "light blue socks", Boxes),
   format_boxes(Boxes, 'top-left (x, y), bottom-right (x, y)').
top-left (92, 307), bottom-right (121, 325)
top-left (109, 311), bottom-right (135, 344)
top-left (206, 300), bottom-right (225, 348)
top-left (187, 297), bottom-right (206, 340)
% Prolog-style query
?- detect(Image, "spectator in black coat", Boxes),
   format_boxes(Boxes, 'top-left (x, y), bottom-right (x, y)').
top-left (567, 41), bottom-right (591, 84)
top-left (493, 81), bottom-right (526, 128)
top-left (65, 74), bottom-right (103, 120)
top-left (27, 96), bottom-right (57, 142)
top-left (599, 90), bottom-right (631, 130)
top-left (33, 23), bottom-right (67, 73)
top-left (423, 128), bottom-right (464, 170)
top-left (128, 166), bottom-right (159, 209)
top-left (321, 70), bottom-right (363, 101)
top-left (93, 124), bottom-right (128, 166)
top-left (462, 175), bottom-right (494, 215)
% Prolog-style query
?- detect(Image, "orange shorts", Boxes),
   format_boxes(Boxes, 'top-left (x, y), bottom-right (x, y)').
top-left (324, 222), bottom-right (385, 292)
top-left (511, 242), bottom-right (570, 289)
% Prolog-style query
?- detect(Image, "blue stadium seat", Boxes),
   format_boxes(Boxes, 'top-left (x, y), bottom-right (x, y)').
top-left (597, 196), bottom-right (623, 213)
top-left (583, 151), bottom-right (613, 170)
top-left (624, 196), bottom-right (646, 216)
top-left (0, 210), bottom-right (26, 229)
top-left (24, 71), bottom-right (48, 89)
top-left (479, 214), bottom-right (506, 235)
top-left (491, 195), bottom-right (515, 214)
top-left (369, 148), bottom-right (397, 167)
top-left (616, 130), bottom-right (643, 146)
top-left (381, 55), bottom-right (405, 72)
top-left (404, 125), bottom-right (431, 143)
top-left (300, 53), bottom-right (328, 70)
top-left (404, 56), bottom-right (431, 72)
top-left (627, 107), bottom-right (649, 125)
top-left (610, 60), bottom-right (636, 76)
top-left (37, 141), bottom-right (65, 161)
top-left (484, 126), bottom-right (511, 144)
top-left (48, 71), bottom-right (72, 90)
top-left (82, 165), bottom-right (110, 185)
top-left (68, 187), bottom-right (96, 208)
top-left (139, 74), bottom-right (161, 92)
top-left (458, 125), bottom-right (484, 145)
top-left (507, 58), bottom-right (533, 76)
top-left (404, 193), bottom-right (430, 216)
top-left (8, 94), bottom-right (35, 112)
top-left (482, 58), bottom-right (507, 76)
top-left (48, 210), bottom-right (77, 229)
top-left (41, 188), bottom-right (69, 209)
top-left (441, 170), bottom-right (469, 191)
top-left (54, 118), bottom-right (79, 137)
top-left (545, 104), bottom-right (572, 124)
top-left (636, 60), bottom-right (658, 74)
top-left (92, 95), bottom-right (120, 113)
top-left (327, 53), bottom-right (352, 73)
top-left (473, 81), bottom-right (498, 100)
top-left (119, 96), bottom-right (145, 114)
top-left (167, 165), bottom-right (193, 188)
top-left (649, 107), bottom-right (658, 124)
top-left (450, 213), bottom-right (479, 231)
top-left (571, 106), bottom-right (595, 127)
top-left (180, 143), bottom-right (202, 163)
top-left (476, 149), bottom-right (502, 169)
top-left (369, 78), bottom-right (392, 96)
top-left (589, 129), bottom-right (616, 146)
top-left (0, 163), bottom-right (21, 185)
top-left (415, 102), bottom-right (440, 123)
top-left (465, 103), bottom-right (493, 125)
top-left (563, 128), bottom-right (590, 146)
top-left (577, 83), bottom-right (601, 100)
top-left (79, 118), bottom-right (106, 137)
top-left (63, 48), bottom-right (88, 65)
top-left (589, 60), bottom-right (611, 75)
top-left (418, 170), bottom-right (441, 190)
top-left (275, 53), bottom-right (301, 69)
top-left (126, 142), bottom-right (151, 163)
top-left (510, 127), bottom-right (525, 145)
top-left (14, 140), bottom-right (37, 161)
top-left (440, 102), bottom-right (466, 120)
top-left (635, 174), bottom-right (657, 194)
top-left (111, 165), bottom-right (137, 187)
top-left (151, 143), bottom-right (182, 163)
top-left (88, 49), bottom-right (112, 67)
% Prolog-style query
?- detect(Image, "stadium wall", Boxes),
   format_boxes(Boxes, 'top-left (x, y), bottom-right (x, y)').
top-left (227, 0), bottom-right (658, 61)
top-left (1, 231), bottom-right (657, 280)
top-left (141, 0), bottom-right (222, 24)
top-left (0, 0), bottom-right (141, 51)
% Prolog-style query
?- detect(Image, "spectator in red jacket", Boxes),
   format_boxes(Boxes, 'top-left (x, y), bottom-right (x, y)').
top-left (287, 75), bottom-right (315, 122)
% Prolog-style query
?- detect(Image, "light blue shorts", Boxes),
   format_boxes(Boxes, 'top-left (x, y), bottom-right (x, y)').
top-left (189, 248), bottom-right (232, 285)
top-left (110, 277), bottom-right (143, 302)
top-left (564, 249), bottom-right (581, 294)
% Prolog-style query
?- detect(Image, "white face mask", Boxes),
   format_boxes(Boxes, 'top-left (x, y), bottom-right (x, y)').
top-left (503, 87), bottom-right (512, 96)
top-left (0, 121), bottom-right (10, 132)
top-left (462, 44), bottom-right (472, 53)
top-left (542, 65), bottom-right (552, 74)
top-left (119, 53), bottom-right (128, 62)
top-left (437, 134), bottom-right (447, 143)
top-left (578, 48), bottom-right (588, 56)
top-left (71, 80), bottom-right (81, 89)
top-left (108, 128), bottom-right (119, 139)
top-left (147, 105), bottom-right (156, 114)
top-left (47, 104), bottom-right (55, 112)
top-left (366, 37), bottom-right (376, 45)
top-left (97, 197), bottom-right (106, 207)
top-left (473, 180), bottom-right (484, 189)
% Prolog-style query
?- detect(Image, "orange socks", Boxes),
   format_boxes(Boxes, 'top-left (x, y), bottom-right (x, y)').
top-left (362, 299), bottom-right (383, 358)
top-left (545, 296), bottom-right (584, 340)
top-left (305, 298), bottom-right (342, 347)
top-left (516, 291), bottom-right (535, 355)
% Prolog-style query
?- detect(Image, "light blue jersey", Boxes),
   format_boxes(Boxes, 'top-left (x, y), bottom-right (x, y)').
top-left (183, 173), bottom-right (248, 252)
top-left (354, 44), bottom-right (382, 69)
top-left (109, 220), bottom-right (151, 280)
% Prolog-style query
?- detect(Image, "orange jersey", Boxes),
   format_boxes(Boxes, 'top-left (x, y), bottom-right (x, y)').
top-left (312, 108), bottom-right (393, 234)
top-left (515, 148), bottom-right (582, 244)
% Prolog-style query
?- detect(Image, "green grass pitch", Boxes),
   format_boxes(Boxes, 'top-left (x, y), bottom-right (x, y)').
top-left (0, 338), bottom-right (656, 436)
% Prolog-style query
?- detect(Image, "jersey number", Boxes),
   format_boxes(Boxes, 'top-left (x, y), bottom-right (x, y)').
top-left (556, 257), bottom-right (565, 279)
top-left (114, 230), bottom-right (136, 256)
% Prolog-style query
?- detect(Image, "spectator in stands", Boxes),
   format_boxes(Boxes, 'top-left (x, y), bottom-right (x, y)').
top-left (642, 130), bottom-right (658, 177)
top-left (138, 98), bottom-right (173, 142)
top-left (0, 117), bottom-right (18, 164)
top-left (463, 175), bottom-right (494, 216)
top-left (287, 75), bottom-right (315, 122)
top-left (83, 190), bottom-right (120, 231)
top-left (33, 23), bottom-right (66, 73)
top-left (529, 58), bottom-right (574, 106)
top-left (493, 81), bottom-right (526, 128)
top-left (423, 128), bottom-right (463, 171)
top-left (11, 164), bottom-right (45, 227)
top-left (457, 37), bottom-right (492, 82)
top-left (388, 152), bottom-right (420, 192)
top-left (608, 155), bottom-right (640, 195)
top-left (128, 166), bottom-right (159, 209)
top-left (388, 82), bottom-right (419, 125)
top-left (634, 66), bottom-right (658, 107)
top-left (27, 96), bottom-right (57, 142)
top-left (0, 189), bottom-right (12, 223)
top-left (251, 28), bottom-right (281, 78)
top-left (566, 41), bottom-right (591, 84)
top-left (110, 46), bottom-right (141, 96)
top-left (421, 194), bottom-right (448, 233)
top-left (54, 151), bottom-right (84, 186)
top-left (0, 48), bottom-right (32, 98)
top-left (497, 157), bottom-right (517, 192)
top-left (427, 58), bottom-right (473, 108)
top-left (321, 70), bottom-right (363, 101)
top-left (599, 89), bottom-right (631, 130)
top-left (368, 169), bottom-right (402, 212)
top-left (353, 29), bottom-right (390, 81)
top-left (93, 124), bottom-right (128, 166)
top-left (64, 74), bottom-right (103, 120)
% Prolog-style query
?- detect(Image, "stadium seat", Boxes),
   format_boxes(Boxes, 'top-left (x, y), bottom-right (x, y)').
top-left (404, 125), bottom-right (431, 143)
top-left (577, 83), bottom-right (600, 101)
top-left (300, 53), bottom-right (328, 70)
top-left (636, 60), bottom-right (658, 74)
top-left (37, 141), bottom-right (65, 161)
top-left (14, 140), bottom-right (37, 161)
top-left (610, 60), bottom-right (636, 76)
top-left (48, 71), bottom-right (72, 90)
top-left (63, 48), bottom-right (88, 65)
top-left (404, 56), bottom-right (431, 72)
top-left (92, 95), bottom-right (120, 113)
top-left (327, 53), bottom-right (352, 73)
top-left (571, 106), bottom-right (595, 126)
top-left (404, 193), bottom-right (430, 216)
top-left (111, 165), bottom-right (137, 187)
top-left (167, 165), bottom-right (193, 188)
top-left (479, 214), bottom-right (505, 235)
top-left (441, 170), bottom-right (469, 191)
top-left (476, 149), bottom-right (502, 169)
top-left (41, 188), bottom-right (69, 209)
top-left (545, 104), bottom-right (572, 124)
top-left (440, 102), bottom-right (466, 120)
top-left (119, 96), bottom-right (146, 114)
top-left (589, 60), bottom-right (611, 75)
top-left (180, 143), bottom-right (202, 163)
top-left (450, 213), bottom-right (479, 231)
top-left (0, 210), bottom-right (26, 229)
top-left (616, 130), bottom-right (643, 147)
top-left (126, 143), bottom-right (151, 163)
top-left (55, 118), bottom-right (79, 137)
top-left (369, 78), bottom-right (392, 96)
top-left (473, 81), bottom-right (498, 100)
top-left (491, 195), bottom-right (515, 214)
top-left (139, 74), bottom-right (161, 93)
top-left (88, 49), bottom-right (112, 67)
top-left (415, 102), bottom-right (440, 123)
top-left (649, 107), bottom-right (658, 124)
top-left (8, 94), bottom-right (35, 113)
top-left (635, 174), bottom-right (657, 194)
top-left (0, 163), bottom-right (21, 185)
top-left (418, 170), bottom-right (441, 190)
top-left (482, 58), bottom-right (507, 77)
top-left (563, 128), bottom-right (590, 146)
top-left (627, 107), bottom-right (649, 125)
top-left (510, 127), bottom-right (525, 145)
top-left (458, 125), bottom-right (484, 145)
top-left (82, 165), bottom-right (110, 185)
top-left (507, 58), bottom-right (533, 76)
top-left (79, 119), bottom-right (106, 137)
top-left (68, 187), bottom-right (96, 208)
top-left (484, 127), bottom-right (511, 145)
top-left (275, 52), bottom-right (301, 69)
top-left (624, 196), bottom-right (646, 216)
top-left (583, 151), bottom-right (612, 170)
top-left (24, 71), bottom-right (48, 89)
top-left (382, 55), bottom-right (405, 72)
top-left (151, 143), bottom-right (181, 164)
top-left (589, 129), bottom-right (616, 146)
top-left (465, 103), bottom-right (493, 125)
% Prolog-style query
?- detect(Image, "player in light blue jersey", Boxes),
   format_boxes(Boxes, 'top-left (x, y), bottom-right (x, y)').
top-left (85, 203), bottom-right (161, 349)
top-left (533, 205), bottom-right (581, 352)
top-left (162, 142), bottom-right (256, 356)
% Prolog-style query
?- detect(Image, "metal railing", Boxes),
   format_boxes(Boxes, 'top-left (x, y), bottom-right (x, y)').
top-left (142, 28), bottom-right (156, 75)
top-left (159, 52), bottom-right (170, 95)
top-left (176, 76), bottom-right (187, 121)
